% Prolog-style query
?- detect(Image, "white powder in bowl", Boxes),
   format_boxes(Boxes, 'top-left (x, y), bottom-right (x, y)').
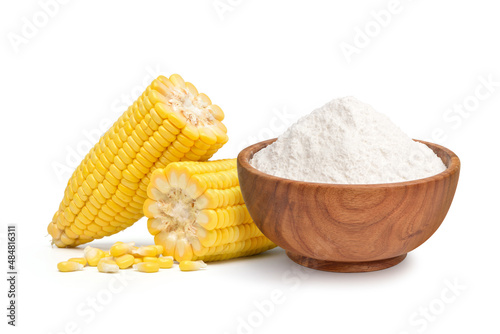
top-left (250, 96), bottom-right (446, 184)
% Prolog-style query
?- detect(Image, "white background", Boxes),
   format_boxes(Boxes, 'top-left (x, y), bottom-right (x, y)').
top-left (1, 0), bottom-right (499, 333)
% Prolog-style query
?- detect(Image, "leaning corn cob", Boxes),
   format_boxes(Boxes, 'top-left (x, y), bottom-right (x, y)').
top-left (144, 159), bottom-right (276, 262)
top-left (48, 74), bottom-right (228, 247)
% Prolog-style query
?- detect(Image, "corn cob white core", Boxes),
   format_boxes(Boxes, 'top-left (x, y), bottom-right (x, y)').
top-left (169, 87), bottom-right (214, 126)
top-left (157, 188), bottom-right (198, 234)
top-left (150, 186), bottom-right (201, 259)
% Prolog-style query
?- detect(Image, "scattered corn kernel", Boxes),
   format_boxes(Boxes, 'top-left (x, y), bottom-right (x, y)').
top-left (143, 257), bottom-right (159, 263)
top-left (57, 243), bottom-right (178, 274)
top-left (110, 242), bottom-right (135, 257)
top-left (179, 260), bottom-right (207, 271)
top-left (84, 246), bottom-right (106, 266)
top-left (57, 261), bottom-right (84, 272)
top-left (133, 262), bottom-right (160, 273)
top-left (158, 256), bottom-right (174, 269)
top-left (130, 246), bottom-right (141, 257)
top-left (68, 257), bottom-right (87, 266)
top-left (137, 245), bottom-right (158, 257)
top-left (115, 254), bottom-right (135, 269)
top-left (97, 259), bottom-right (119, 273)
top-left (155, 245), bottom-right (164, 256)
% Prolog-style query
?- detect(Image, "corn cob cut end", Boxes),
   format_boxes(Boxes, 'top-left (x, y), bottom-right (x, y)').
top-left (144, 159), bottom-right (276, 262)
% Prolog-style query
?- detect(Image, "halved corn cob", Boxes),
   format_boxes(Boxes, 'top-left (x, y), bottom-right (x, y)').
top-left (144, 159), bottom-right (276, 262)
top-left (48, 74), bottom-right (228, 247)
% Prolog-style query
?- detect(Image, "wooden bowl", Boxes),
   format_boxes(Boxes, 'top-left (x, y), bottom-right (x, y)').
top-left (237, 139), bottom-right (460, 273)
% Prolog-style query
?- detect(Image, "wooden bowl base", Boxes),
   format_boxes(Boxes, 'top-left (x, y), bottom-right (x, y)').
top-left (286, 252), bottom-right (407, 273)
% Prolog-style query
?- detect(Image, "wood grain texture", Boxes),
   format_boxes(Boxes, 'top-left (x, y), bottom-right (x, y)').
top-left (237, 138), bottom-right (460, 273)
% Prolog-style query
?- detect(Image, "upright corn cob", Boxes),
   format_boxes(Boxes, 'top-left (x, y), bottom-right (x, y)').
top-left (144, 159), bottom-right (276, 262)
top-left (48, 74), bottom-right (228, 247)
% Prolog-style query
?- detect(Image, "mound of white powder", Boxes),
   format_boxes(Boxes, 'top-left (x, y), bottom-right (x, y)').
top-left (250, 96), bottom-right (446, 184)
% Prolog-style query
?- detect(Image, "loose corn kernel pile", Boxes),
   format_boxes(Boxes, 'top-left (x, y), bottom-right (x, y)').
top-left (48, 74), bottom-right (228, 248)
top-left (144, 159), bottom-right (276, 262)
top-left (56, 241), bottom-right (206, 273)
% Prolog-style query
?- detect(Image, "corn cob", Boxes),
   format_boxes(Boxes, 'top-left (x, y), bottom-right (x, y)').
top-left (144, 159), bottom-right (276, 262)
top-left (48, 74), bottom-right (228, 247)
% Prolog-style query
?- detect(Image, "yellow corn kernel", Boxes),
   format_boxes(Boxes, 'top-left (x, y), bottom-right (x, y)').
top-left (47, 74), bottom-right (228, 248)
top-left (143, 256), bottom-right (159, 263)
top-left (179, 260), bottom-right (207, 271)
top-left (130, 246), bottom-right (141, 257)
top-left (133, 262), bottom-right (160, 273)
top-left (97, 259), bottom-right (119, 273)
top-left (144, 159), bottom-right (276, 262)
top-left (57, 261), bottom-right (84, 272)
top-left (158, 256), bottom-right (173, 269)
top-left (68, 258), bottom-right (87, 266)
top-left (155, 244), bottom-right (164, 256)
top-left (133, 258), bottom-right (143, 264)
top-left (84, 246), bottom-right (106, 266)
top-left (110, 241), bottom-right (135, 257)
top-left (136, 245), bottom-right (158, 257)
top-left (115, 254), bottom-right (135, 269)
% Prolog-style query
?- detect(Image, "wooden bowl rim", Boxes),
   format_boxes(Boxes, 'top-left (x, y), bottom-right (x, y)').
top-left (237, 138), bottom-right (460, 189)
